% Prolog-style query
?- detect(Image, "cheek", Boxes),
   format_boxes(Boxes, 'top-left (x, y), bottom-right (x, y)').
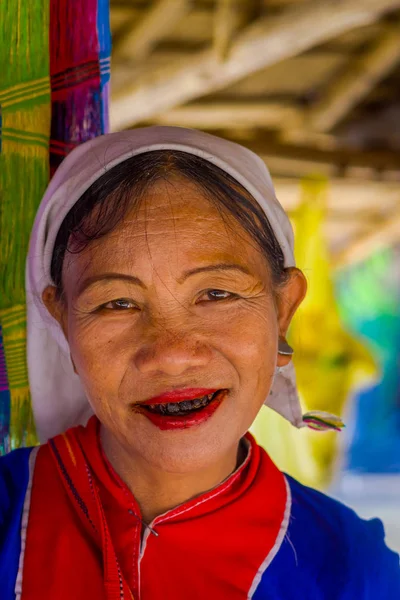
top-left (67, 315), bottom-right (129, 396)
top-left (217, 302), bottom-right (278, 367)
top-left (209, 302), bottom-right (279, 417)
top-left (208, 305), bottom-right (278, 437)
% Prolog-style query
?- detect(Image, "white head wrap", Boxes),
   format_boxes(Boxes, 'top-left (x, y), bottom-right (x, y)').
top-left (27, 126), bottom-right (304, 442)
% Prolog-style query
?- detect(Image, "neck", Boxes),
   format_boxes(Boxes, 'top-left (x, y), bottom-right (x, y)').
top-left (100, 428), bottom-right (245, 523)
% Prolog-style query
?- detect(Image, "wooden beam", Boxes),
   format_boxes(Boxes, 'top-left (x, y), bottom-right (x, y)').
top-left (309, 25), bottom-right (400, 132)
top-left (151, 101), bottom-right (302, 129)
top-left (110, 0), bottom-right (400, 130)
top-left (113, 0), bottom-right (191, 63)
top-left (260, 152), bottom-right (338, 179)
top-left (244, 138), bottom-right (400, 179)
top-left (260, 153), bottom-right (400, 181)
top-left (333, 209), bottom-right (400, 269)
top-left (279, 128), bottom-right (338, 151)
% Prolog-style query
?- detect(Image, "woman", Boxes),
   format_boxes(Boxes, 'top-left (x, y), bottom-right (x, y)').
top-left (0, 127), bottom-right (398, 599)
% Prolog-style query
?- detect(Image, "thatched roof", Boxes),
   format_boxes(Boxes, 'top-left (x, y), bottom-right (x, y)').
top-left (110, 0), bottom-right (400, 266)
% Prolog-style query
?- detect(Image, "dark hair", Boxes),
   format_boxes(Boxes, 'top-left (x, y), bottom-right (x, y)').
top-left (51, 150), bottom-right (288, 298)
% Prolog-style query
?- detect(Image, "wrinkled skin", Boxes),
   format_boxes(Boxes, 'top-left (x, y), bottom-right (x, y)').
top-left (43, 175), bottom-right (306, 520)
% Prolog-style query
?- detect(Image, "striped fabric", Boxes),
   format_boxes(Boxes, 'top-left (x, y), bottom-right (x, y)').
top-left (49, 0), bottom-right (111, 174)
top-left (0, 0), bottom-right (111, 453)
top-left (0, 0), bottom-right (51, 453)
top-left (0, 306), bottom-right (35, 450)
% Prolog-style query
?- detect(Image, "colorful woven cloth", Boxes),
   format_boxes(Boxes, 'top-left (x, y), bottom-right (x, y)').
top-left (49, 0), bottom-right (111, 174)
top-left (0, 0), bottom-right (111, 453)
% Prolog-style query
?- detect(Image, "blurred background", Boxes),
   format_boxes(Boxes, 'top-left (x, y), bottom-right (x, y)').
top-left (1, 0), bottom-right (400, 550)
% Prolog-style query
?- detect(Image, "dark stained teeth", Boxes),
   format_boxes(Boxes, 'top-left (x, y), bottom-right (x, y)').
top-left (143, 392), bottom-right (221, 416)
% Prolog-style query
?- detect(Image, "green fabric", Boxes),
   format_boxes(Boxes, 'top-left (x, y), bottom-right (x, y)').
top-left (0, 0), bottom-right (51, 448)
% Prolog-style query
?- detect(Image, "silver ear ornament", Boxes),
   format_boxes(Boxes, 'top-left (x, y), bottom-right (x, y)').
top-left (278, 339), bottom-right (294, 356)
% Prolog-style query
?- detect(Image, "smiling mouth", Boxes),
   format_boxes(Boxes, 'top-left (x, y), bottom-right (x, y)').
top-left (142, 391), bottom-right (221, 416)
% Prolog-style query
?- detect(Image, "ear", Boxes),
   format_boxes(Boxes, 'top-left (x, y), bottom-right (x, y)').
top-left (275, 268), bottom-right (307, 367)
top-left (41, 285), bottom-right (68, 340)
top-left (42, 286), bottom-right (78, 374)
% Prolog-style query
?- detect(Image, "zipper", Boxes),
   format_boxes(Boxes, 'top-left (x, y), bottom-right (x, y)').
top-left (137, 518), bottom-right (158, 598)
top-left (135, 437), bottom-right (251, 595)
top-left (139, 520), bottom-right (158, 558)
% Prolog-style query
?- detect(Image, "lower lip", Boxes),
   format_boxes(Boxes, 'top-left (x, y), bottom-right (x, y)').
top-left (136, 391), bottom-right (227, 431)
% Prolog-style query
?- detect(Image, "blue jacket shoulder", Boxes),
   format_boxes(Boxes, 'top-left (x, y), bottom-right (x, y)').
top-left (0, 447), bottom-right (34, 600)
top-left (0, 448), bottom-right (33, 524)
top-left (254, 475), bottom-right (400, 599)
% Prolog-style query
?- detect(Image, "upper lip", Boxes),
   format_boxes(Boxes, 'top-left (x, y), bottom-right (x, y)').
top-left (139, 388), bottom-right (220, 406)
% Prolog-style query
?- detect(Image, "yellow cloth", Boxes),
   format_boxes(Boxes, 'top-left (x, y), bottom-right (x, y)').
top-left (252, 177), bottom-right (377, 488)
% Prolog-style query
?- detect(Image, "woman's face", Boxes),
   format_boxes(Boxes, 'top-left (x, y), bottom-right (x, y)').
top-left (44, 175), bottom-right (305, 473)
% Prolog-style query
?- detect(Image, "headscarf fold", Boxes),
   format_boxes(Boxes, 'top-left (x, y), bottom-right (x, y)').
top-left (26, 126), bottom-right (340, 442)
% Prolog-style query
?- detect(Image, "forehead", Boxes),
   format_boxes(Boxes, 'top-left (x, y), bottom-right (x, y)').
top-left (65, 175), bottom-right (268, 278)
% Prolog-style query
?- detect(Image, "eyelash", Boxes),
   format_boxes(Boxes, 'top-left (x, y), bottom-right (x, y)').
top-left (101, 299), bottom-right (138, 311)
top-left (201, 289), bottom-right (238, 302)
top-left (100, 290), bottom-right (238, 311)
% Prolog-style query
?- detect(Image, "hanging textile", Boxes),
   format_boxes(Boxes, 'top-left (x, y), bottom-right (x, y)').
top-left (49, 0), bottom-right (111, 174)
top-left (0, 0), bottom-right (111, 453)
top-left (252, 177), bottom-right (378, 488)
top-left (289, 178), bottom-right (378, 487)
top-left (0, 1), bottom-right (51, 452)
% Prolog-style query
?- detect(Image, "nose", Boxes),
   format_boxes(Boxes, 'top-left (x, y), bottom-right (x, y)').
top-left (133, 328), bottom-right (213, 377)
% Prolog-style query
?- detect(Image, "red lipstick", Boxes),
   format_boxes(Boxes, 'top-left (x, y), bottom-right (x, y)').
top-left (140, 388), bottom-right (219, 406)
top-left (135, 389), bottom-right (227, 431)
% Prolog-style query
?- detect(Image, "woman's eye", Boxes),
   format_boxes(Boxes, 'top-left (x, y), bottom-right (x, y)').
top-left (102, 299), bottom-right (137, 311)
top-left (202, 290), bottom-right (236, 302)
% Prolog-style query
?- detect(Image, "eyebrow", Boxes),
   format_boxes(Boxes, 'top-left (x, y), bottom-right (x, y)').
top-left (177, 263), bottom-right (252, 283)
top-left (77, 263), bottom-right (253, 296)
top-left (77, 273), bottom-right (146, 297)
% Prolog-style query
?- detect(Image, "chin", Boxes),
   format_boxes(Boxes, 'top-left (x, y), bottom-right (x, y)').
top-left (128, 413), bottom-right (240, 474)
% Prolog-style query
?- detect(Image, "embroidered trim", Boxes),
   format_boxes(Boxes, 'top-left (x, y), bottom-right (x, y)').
top-left (152, 437), bottom-right (253, 527)
top-left (137, 437), bottom-right (253, 591)
top-left (15, 447), bottom-right (39, 600)
top-left (49, 439), bottom-right (98, 534)
top-left (247, 475), bottom-right (292, 599)
top-left (62, 433), bottom-right (77, 466)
